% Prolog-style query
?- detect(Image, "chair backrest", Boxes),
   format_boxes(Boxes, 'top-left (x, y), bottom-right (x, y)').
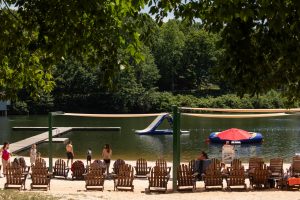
top-left (31, 165), bottom-right (49, 185)
top-left (188, 160), bottom-right (196, 174)
top-left (155, 159), bottom-right (167, 168)
top-left (135, 158), bottom-right (149, 175)
top-left (270, 158), bottom-right (283, 174)
top-left (248, 157), bottom-right (264, 171)
top-left (35, 158), bottom-right (47, 168)
top-left (208, 158), bottom-right (220, 170)
top-left (18, 157), bottom-right (27, 167)
top-left (116, 164), bottom-right (134, 188)
top-left (54, 159), bottom-right (67, 176)
top-left (93, 159), bottom-right (103, 165)
top-left (88, 162), bottom-right (104, 175)
top-left (71, 160), bottom-right (85, 178)
top-left (148, 166), bottom-right (169, 188)
top-left (231, 158), bottom-right (243, 170)
top-left (204, 167), bottom-right (223, 187)
top-left (291, 156), bottom-right (300, 175)
top-left (227, 168), bottom-right (246, 187)
top-left (5, 163), bottom-right (23, 185)
top-left (113, 159), bottom-right (125, 174)
top-left (177, 164), bottom-right (194, 187)
top-left (252, 164), bottom-right (269, 185)
top-left (32, 165), bottom-right (48, 175)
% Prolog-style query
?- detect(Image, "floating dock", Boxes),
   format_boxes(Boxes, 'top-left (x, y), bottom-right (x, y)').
top-left (45, 138), bottom-right (69, 144)
top-left (12, 127), bottom-right (121, 131)
top-left (9, 126), bottom-right (121, 153)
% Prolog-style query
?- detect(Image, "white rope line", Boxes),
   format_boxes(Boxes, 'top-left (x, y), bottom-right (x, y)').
top-left (180, 107), bottom-right (300, 113)
top-left (59, 113), bottom-right (169, 118)
top-left (182, 113), bottom-right (293, 118)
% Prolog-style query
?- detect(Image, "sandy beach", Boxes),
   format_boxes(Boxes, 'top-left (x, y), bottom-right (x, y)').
top-left (0, 156), bottom-right (299, 200)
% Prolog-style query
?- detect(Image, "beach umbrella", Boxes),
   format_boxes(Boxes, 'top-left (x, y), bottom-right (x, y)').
top-left (217, 128), bottom-right (251, 141)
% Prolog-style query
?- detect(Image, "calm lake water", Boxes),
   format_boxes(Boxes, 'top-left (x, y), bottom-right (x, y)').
top-left (0, 114), bottom-right (300, 162)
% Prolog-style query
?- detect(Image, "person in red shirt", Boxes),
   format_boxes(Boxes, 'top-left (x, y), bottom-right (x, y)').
top-left (1, 142), bottom-right (11, 176)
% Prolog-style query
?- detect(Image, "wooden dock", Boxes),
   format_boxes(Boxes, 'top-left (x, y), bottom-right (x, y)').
top-left (9, 127), bottom-right (72, 153)
top-left (9, 126), bottom-right (121, 153)
top-left (45, 138), bottom-right (69, 143)
top-left (12, 127), bottom-right (121, 131)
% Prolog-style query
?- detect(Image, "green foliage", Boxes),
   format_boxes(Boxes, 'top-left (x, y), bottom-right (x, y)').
top-left (152, 20), bottom-right (185, 91)
top-left (0, 9), bottom-right (54, 100)
top-left (149, 0), bottom-right (300, 103)
top-left (0, 0), bottom-right (148, 100)
top-left (178, 29), bottom-right (221, 90)
top-left (134, 46), bottom-right (160, 90)
top-left (142, 91), bottom-right (297, 112)
top-left (9, 100), bottom-right (29, 114)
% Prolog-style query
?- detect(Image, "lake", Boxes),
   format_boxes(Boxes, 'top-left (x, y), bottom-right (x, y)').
top-left (0, 114), bottom-right (299, 162)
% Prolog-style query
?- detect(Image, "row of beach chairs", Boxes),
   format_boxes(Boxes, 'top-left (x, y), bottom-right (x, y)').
top-left (3, 156), bottom-right (300, 192)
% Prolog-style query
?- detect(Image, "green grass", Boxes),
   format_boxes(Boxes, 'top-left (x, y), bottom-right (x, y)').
top-left (0, 190), bottom-right (59, 200)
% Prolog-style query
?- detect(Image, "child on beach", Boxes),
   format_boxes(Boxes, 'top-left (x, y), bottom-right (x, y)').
top-left (30, 144), bottom-right (37, 166)
top-left (87, 148), bottom-right (92, 166)
top-left (66, 140), bottom-right (74, 167)
top-left (1, 142), bottom-right (11, 176)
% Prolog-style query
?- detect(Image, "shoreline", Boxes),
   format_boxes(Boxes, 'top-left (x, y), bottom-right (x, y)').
top-left (0, 156), bottom-right (298, 200)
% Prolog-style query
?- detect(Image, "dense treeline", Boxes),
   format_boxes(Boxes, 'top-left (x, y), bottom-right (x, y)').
top-left (9, 19), bottom-right (298, 114)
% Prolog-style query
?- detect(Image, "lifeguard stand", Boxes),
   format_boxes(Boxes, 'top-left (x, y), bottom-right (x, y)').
top-left (222, 143), bottom-right (236, 164)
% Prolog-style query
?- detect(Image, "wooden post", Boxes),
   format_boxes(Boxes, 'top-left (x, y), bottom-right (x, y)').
top-left (172, 105), bottom-right (181, 191)
top-left (48, 112), bottom-right (53, 172)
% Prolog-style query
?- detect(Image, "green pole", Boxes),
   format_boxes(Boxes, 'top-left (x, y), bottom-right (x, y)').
top-left (48, 112), bottom-right (53, 172)
top-left (172, 105), bottom-right (181, 191)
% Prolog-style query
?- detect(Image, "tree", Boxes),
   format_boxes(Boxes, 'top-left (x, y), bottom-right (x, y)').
top-left (177, 29), bottom-right (220, 90)
top-left (152, 20), bottom-right (185, 91)
top-left (0, 0), bottom-right (147, 100)
top-left (149, 0), bottom-right (300, 102)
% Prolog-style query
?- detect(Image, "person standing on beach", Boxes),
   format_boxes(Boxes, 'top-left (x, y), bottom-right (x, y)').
top-left (30, 144), bottom-right (37, 166)
top-left (1, 142), bottom-right (11, 176)
top-left (66, 141), bottom-right (74, 167)
top-left (87, 148), bottom-right (92, 166)
top-left (102, 144), bottom-right (112, 174)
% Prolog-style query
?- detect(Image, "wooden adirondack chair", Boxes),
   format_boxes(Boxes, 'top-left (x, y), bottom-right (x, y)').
top-left (290, 156), bottom-right (300, 177)
top-left (134, 158), bottom-right (151, 178)
top-left (53, 159), bottom-right (69, 179)
top-left (30, 165), bottom-right (51, 190)
top-left (155, 159), bottom-right (171, 176)
top-left (85, 164), bottom-right (105, 191)
top-left (226, 168), bottom-right (246, 190)
top-left (112, 159), bottom-right (125, 175)
top-left (71, 160), bottom-right (85, 180)
top-left (114, 164), bottom-right (134, 191)
top-left (148, 166), bottom-right (169, 192)
top-left (177, 164), bottom-right (196, 191)
top-left (251, 164), bottom-right (270, 189)
top-left (4, 163), bottom-right (26, 190)
top-left (203, 165), bottom-right (223, 190)
top-left (269, 158), bottom-right (283, 179)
